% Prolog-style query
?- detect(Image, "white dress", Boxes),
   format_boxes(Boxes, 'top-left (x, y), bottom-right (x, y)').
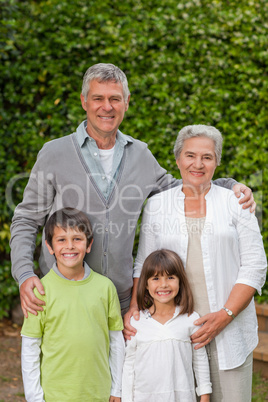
top-left (122, 306), bottom-right (212, 402)
top-left (133, 184), bottom-right (267, 370)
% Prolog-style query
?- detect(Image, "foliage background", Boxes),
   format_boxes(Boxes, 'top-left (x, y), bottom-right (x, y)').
top-left (1, 0), bottom-right (267, 318)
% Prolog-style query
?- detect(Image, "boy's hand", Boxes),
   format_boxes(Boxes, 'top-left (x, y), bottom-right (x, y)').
top-left (20, 277), bottom-right (45, 318)
top-left (123, 305), bottom-right (139, 340)
top-left (233, 183), bottom-right (256, 212)
top-left (109, 396), bottom-right (121, 402)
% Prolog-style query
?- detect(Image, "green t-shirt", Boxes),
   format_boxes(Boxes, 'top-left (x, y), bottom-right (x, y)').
top-left (21, 269), bottom-right (123, 402)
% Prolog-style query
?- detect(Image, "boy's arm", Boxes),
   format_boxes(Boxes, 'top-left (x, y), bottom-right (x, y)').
top-left (109, 330), bottom-right (125, 399)
top-left (21, 336), bottom-right (45, 402)
top-left (122, 333), bottom-right (137, 402)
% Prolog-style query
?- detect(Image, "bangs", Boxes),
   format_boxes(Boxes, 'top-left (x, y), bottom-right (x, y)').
top-left (151, 264), bottom-right (178, 278)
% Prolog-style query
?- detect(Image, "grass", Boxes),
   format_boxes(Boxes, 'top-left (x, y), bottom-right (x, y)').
top-left (0, 376), bottom-right (9, 382)
top-left (252, 372), bottom-right (268, 401)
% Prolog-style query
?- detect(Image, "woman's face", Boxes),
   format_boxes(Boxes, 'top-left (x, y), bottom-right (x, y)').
top-left (176, 136), bottom-right (217, 191)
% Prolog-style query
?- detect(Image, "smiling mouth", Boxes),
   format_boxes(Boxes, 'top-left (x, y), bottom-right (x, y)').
top-left (99, 116), bottom-right (114, 120)
top-left (62, 253), bottom-right (78, 258)
top-left (190, 171), bottom-right (204, 176)
top-left (157, 291), bottom-right (171, 295)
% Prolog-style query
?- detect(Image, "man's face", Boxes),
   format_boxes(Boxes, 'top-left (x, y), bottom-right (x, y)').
top-left (80, 79), bottom-right (130, 140)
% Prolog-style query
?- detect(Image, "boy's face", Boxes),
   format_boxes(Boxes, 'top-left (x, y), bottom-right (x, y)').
top-left (45, 226), bottom-right (92, 276)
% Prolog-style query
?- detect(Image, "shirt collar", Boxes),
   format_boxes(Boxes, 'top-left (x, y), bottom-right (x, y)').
top-left (144, 305), bottom-right (181, 320)
top-left (76, 120), bottom-right (133, 148)
top-left (52, 261), bottom-right (91, 281)
top-left (176, 181), bottom-right (214, 200)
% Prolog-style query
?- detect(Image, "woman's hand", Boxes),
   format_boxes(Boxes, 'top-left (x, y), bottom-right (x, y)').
top-left (192, 284), bottom-right (258, 349)
top-left (123, 305), bottom-right (139, 341)
top-left (191, 309), bottom-right (232, 350)
top-left (123, 278), bottom-right (140, 340)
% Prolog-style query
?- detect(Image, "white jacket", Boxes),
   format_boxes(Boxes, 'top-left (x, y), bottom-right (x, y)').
top-left (134, 183), bottom-right (267, 370)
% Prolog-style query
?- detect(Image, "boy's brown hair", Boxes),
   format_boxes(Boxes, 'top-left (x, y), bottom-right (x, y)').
top-left (45, 208), bottom-right (93, 248)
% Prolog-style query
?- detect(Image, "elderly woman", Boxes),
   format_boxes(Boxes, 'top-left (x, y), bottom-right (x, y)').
top-left (132, 125), bottom-right (267, 402)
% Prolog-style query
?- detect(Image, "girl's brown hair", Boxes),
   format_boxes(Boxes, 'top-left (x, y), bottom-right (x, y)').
top-left (137, 249), bottom-right (194, 316)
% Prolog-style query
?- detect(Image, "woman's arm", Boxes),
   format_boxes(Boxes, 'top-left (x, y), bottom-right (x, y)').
top-left (192, 200), bottom-right (267, 349)
top-left (123, 199), bottom-right (158, 339)
top-left (21, 336), bottom-right (45, 402)
top-left (191, 284), bottom-right (256, 349)
top-left (123, 278), bottom-right (140, 340)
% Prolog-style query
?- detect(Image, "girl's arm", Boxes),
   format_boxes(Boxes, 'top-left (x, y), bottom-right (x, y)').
top-left (109, 330), bottom-right (125, 399)
top-left (21, 336), bottom-right (45, 402)
top-left (192, 346), bottom-right (212, 397)
top-left (191, 322), bottom-right (212, 398)
top-left (200, 394), bottom-right (210, 402)
top-left (122, 332), bottom-right (137, 402)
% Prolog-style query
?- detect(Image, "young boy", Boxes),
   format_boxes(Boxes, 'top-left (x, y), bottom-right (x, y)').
top-left (21, 208), bottom-right (124, 402)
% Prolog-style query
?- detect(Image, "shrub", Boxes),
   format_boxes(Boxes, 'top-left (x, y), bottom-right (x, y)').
top-left (1, 0), bottom-right (267, 316)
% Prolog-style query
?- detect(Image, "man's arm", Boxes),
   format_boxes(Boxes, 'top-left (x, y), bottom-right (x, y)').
top-left (10, 161), bottom-right (52, 286)
top-left (21, 336), bottom-right (45, 402)
top-left (149, 153), bottom-right (255, 211)
top-left (20, 277), bottom-right (45, 318)
top-left (214, 179), bottom-right (255, 212)
top-left (10, 144), bottom-right (55, 316)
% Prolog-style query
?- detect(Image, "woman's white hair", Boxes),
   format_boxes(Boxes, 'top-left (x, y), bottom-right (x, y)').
top-left (81, 63), bottom-right (130, 103)
top-left (173, 124), bottom-right (223, 165)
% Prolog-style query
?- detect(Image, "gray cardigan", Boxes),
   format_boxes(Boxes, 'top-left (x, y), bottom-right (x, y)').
top-left (10, 126), bottom-right (235, 308)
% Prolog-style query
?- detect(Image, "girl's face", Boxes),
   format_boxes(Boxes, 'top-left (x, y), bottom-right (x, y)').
top-left (146, 272), bottom-right (180, 308)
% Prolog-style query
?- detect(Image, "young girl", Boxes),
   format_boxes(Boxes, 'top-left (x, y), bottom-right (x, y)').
top-left (122, 249), bottom-right (212, 402)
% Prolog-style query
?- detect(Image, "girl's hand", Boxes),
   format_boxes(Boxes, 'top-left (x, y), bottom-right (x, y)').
top-left (191, 309), bottom-right (232, 349)
top-left (109, 397), bottom-right (121, 402)
top-left (200, 394), bottom-right (210, 402)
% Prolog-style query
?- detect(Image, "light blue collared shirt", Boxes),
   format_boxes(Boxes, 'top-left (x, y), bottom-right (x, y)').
top-left (76, 121), bottom-right (133, 199)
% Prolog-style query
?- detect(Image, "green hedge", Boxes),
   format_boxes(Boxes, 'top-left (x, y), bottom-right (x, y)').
top-left (1, 0), bottom-right (267, 317)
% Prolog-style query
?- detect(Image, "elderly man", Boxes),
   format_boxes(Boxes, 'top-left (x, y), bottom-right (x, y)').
top-left (10, 63), bottom-right (254, 324)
